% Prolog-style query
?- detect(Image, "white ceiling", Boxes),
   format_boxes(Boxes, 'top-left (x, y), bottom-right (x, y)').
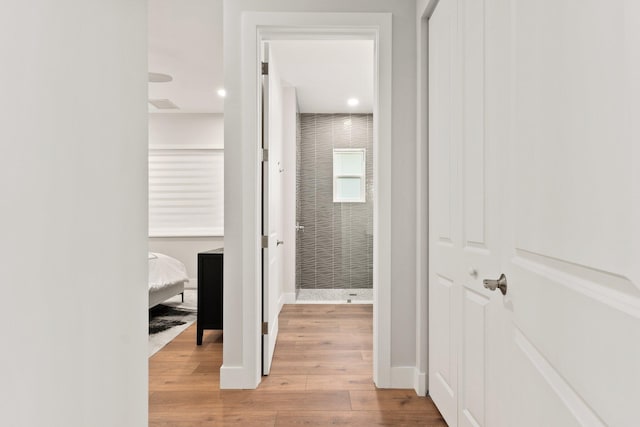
top-left (148, 0), bottom-right (223, 113)
top-left (270, 40), bottom-right (374, 113)
top-left (148, 1), bottom-right (374, 114)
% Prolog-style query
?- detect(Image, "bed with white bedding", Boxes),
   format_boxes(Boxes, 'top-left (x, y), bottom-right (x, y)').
top-left (148, 252), bottom-right (189, 308)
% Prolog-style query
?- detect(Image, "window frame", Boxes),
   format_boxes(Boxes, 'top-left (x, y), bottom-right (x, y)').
top-left (333, 148), bottom-right (366, 203)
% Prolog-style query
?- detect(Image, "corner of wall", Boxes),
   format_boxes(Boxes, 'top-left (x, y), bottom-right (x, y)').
top-left (389, 366), bottom-right (417, 389)
top-left (219, 365), bottom-right (260, 389)
top-left (389, 367), bottom-right (427, 396)
top-left (280, 292), bottom-right (296, 311)
top-left (414, 369), bottom-right (427, 396)
top-left (415, 0), bottom-right (432, 399)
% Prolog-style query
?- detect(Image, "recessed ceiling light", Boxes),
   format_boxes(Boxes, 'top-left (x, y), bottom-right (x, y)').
top-left (148, 72), bottom-right (173, 83)
top-left (347, 98), bottom-right (359, 107)
top-left (217, 88), bottom-right (227, 98)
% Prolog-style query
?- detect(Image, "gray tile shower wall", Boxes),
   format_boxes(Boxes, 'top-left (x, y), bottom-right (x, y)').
top-left (295, 113), bottom-right (373, 290)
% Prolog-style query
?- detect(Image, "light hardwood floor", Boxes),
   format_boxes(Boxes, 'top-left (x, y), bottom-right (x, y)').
top-left (149, 304), bottom-right (447, 426)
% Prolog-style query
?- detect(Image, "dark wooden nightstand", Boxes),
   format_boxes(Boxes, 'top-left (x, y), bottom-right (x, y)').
top-left (197, 248), bottom-right (223, 345)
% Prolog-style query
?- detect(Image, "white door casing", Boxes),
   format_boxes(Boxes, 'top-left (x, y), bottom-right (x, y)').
top-left (429, 0), bottom-right (640, 426)
top-left (261, 42), bottom-right (283, 376)
top-left (224, 12), bottom-right (393, 390)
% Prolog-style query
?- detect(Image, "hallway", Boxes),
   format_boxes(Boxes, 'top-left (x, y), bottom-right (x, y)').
top-left (149, 304), bottom-right (446, 426)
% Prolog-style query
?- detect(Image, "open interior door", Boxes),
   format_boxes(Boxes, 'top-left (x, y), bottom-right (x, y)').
top-left (261, 42), bottom-right (283, 376)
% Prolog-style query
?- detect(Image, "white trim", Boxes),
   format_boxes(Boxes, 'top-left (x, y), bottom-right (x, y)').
top-left (414, 369), bottom-right (427, 396)
top-left (149, 145), bottom-right (224, 150)
top-left (219, 365), bottom-right (260, 389)
top-left (280, 292), bottom-right (296, 307)
top-left (415, 0), bottom-right (439, 399)
top-left (148, 230), bottom-right (224, 238)
top-left (390, 366), bottom-right (417, 389)
top-left (391, 367), bottom-right (427, 394)
top-left (333, 148), bottom-right (366, 203)
top-left (224, 11), bottom-right (393, 390)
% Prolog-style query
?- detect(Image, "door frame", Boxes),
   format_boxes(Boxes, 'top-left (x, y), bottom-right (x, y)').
top-left (416, 0), bottom-right (441, 397)
top-left (221, 11), bottom-right (393, 389)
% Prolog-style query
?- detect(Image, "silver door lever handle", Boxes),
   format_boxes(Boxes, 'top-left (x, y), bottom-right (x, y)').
top-left (483, 273), bottom-right (507, 295)
top-left (277, 240), bottom-right (284, 246)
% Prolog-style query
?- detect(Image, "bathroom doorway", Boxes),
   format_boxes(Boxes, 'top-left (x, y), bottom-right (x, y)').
top-left (250, 14), bottom-right (393, 387)
top-left (268, 40), bottom-right (375, 305)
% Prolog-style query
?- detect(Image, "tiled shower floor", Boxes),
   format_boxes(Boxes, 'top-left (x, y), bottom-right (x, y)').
top-left (295, 288), bottom-right (373, 304)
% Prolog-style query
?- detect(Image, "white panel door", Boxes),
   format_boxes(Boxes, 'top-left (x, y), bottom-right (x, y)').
top-left (430, 0), bottom-right (640, 426)
top-left (428, 0), bottom-right (460, 422)
top-left (502, 1), bottom-right (640, 425)
top-left (262, 43), bottom-right (283, 376)
top-left (429, 1), bottom-right (507, 426)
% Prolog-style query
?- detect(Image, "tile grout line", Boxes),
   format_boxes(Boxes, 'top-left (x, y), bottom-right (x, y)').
top-left (313, 113), bottom-right (317, 290)
top-left (332, 114), bottom-right (337, 291)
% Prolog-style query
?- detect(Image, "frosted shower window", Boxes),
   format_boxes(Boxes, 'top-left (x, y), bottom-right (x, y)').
top-left (333, 148), bottom-right (366, 203)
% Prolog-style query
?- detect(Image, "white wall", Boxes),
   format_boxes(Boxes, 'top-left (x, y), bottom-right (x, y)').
top-left (281, 86), bottom-right (298, 299)
top-left (149, 113), bottom-right (223, 148)
top-left (148, 113), bottom-right (225, 284)
top-left (0, 1), bottom-right (147, 426)
top-left (223, 0), bottom-right (417, 390)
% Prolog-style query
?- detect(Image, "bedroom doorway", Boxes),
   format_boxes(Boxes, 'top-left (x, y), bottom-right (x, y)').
top-left (147, 0), bottom-right (225, 360)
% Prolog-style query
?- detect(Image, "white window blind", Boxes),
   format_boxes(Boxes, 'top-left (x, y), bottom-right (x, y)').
top-left (149, 148), bottom-right (224, 237)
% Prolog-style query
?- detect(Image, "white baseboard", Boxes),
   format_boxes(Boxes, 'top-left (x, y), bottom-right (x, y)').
top-left (390, 366), bottom-right (416, 389)
top-left (184, 278), bottom-right (197, 289)
top-left (414, 370), bottom-right (427, 396)
top-left (219, 365), bottom-right (259, 389)
top-left (280, 292), bottom-right (296, 310)
top-left (389, 367), bottom-right (427, 395)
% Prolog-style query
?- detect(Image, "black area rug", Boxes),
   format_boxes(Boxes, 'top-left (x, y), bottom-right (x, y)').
top-left (149, 305), bottom-right (195, 335)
